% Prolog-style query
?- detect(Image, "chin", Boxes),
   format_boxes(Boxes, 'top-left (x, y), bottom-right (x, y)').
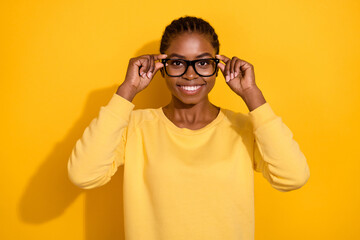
top-left (173, 93), bottom-right (208, 106)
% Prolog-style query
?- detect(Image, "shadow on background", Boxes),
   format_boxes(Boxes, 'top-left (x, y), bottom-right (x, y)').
top-left (17, 85), bottom-right (119, 224)
top-left (18, 40), bottom-right (170, 239)
top-left (85, 40), bottom-right (170, 240)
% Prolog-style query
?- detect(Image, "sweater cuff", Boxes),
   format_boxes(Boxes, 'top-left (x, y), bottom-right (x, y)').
top-left (105, 93), bottom-right (135, 119)
top-left (248, 102), bottom-right (277, 131)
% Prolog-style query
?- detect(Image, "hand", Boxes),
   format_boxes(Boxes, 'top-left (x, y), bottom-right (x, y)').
top-left (117, 54), bottom-right (167, 101)
top-left (216, 55), bottom-right (258, 97)
top-left (216, 55), bottom-right (266, 111)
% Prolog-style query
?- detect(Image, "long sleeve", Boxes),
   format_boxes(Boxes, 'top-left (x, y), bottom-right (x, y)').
top-left (67, 94), bottom-right (135, 189)
top-left (249, 103), bottom-right (310, 192)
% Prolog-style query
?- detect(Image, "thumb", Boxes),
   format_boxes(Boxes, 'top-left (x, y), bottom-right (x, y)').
top-left (218, 62), bottom-right (226, 75)
top-left (153, 62), bottom-right (164, 74)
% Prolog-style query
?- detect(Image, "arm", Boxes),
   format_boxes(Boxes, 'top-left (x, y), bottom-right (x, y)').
top-left (67, 93), bottom-right (135, 189)
top-left (68, 54), bottom-right (166, 189)
top-left (250, 103), bottom-right (310, 192)
top-left (216, 55), bottom-right (309, 191)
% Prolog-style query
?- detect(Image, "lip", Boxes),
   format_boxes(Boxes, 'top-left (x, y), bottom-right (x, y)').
top-left (176, 84), bottom-right (205, 95)
top-left (176, 83), bottom-right (205, 86)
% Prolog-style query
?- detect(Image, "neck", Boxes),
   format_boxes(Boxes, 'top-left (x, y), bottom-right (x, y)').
top-left (163, 95), bottom-right (219, 124)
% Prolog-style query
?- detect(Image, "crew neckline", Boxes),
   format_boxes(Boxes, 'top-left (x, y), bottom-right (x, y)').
top-left (156, 107), bottom-right (226, 135)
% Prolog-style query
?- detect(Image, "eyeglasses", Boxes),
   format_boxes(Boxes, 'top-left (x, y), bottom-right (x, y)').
top-left (161, 58), bottom-right (219, 77)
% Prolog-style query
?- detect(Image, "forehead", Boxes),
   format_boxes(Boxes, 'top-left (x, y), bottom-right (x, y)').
top-left (165, 32), bottom-right (215, 58)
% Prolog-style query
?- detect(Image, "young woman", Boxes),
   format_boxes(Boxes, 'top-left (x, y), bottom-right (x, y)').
top-left (68, 16), bottom-right (310, 240)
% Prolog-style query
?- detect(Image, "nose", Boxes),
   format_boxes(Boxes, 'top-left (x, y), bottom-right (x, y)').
top-left (183, 65), bottom-right (198, 80)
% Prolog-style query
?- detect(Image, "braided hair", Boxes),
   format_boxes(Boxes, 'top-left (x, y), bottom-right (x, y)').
top-left (160, 16), bottom-right (220, 54)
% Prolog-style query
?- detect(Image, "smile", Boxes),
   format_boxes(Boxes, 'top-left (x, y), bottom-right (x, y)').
top-left (177, 84), bottom-right (205, 95)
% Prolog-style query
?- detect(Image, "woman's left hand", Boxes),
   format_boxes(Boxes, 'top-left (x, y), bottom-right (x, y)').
top-left (216, 55), bottom-right (266, 111)
top-left (216, 55), bottom-right (258, 97)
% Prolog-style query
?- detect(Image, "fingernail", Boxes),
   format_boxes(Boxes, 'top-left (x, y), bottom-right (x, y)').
top-left (230, 73), bottom-right (234, 79)
top-left (147, 72), bottom-right (152, 78)
top-left (142, 72), bottom-right (146, 78)
top-left (225, 75), bottom-right (230, 82)
top-left (234, 72), bottom-right (238, 77)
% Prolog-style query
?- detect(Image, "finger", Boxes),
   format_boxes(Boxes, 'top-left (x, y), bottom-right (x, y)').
top-left (216, 55), bottom-right (231, 82)
top-left (224, 58), bottom-right (231, 82)
top-left (147, 55), bottom-right (155, 78)
top-left (153, 54), bottom-right (168, 61)
top-left (138, 57), bottom-right (150, 78)
top-left (230, 57), bottom-right (238, 79)
top-left (144, 56), bottom-right (152, 78)
top-left (217, 62), bottom-right (231, 82)
top-left (217, 62), bottom-right (226, 74)
top-left (147, 54), bottom-right (167, 78)
top-left (153, 62), bottom-right (165, 75)
top-left (234, 59), bottom-right (242, 78)
top-left (135, 58), bottom-right (146, 77)
top-left (238, 59), bottom-right (253, 76)
top-left (216, 54), bottom-right (231, 64)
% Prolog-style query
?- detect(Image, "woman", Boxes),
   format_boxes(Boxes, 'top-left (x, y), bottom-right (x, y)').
top-left (68, 16), bottom-right (310, 240)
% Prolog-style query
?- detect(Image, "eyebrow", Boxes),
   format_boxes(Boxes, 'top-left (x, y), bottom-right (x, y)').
top-left (167, 52), bottom-right (214, 59)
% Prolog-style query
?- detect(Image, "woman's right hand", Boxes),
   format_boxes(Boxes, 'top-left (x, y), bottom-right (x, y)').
top-left (116, 54), bottom-right (168, 102)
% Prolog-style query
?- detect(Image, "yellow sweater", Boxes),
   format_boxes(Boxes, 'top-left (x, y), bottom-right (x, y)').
top-left (68, 93), bottom-right (310, 240)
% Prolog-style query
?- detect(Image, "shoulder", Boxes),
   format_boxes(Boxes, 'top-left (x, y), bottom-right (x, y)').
top-left (128, 107), bottom-right (160, 128)
top-left (221, 108), bottom-right (253, 132)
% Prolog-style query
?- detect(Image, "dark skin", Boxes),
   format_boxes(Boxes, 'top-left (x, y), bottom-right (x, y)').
top-left (161, 33), bottom-right (220, 130)
top-left (116, 32), bottom-right (266, 130)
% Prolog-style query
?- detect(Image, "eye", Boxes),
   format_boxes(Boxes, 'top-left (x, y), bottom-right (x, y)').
top-left (198, 60), bottom-right (209, 66)
top-left (170, 60), bottom-right (184, 66)
top-left (196, 59), bottom-right (213, 68)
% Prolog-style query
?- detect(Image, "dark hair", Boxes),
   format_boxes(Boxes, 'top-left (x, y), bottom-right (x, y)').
top-left (160, 16), bottom-right (220, 54)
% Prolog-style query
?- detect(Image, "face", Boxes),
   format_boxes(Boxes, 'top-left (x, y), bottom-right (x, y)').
top-left (162, 32), bottom-right (217, 106)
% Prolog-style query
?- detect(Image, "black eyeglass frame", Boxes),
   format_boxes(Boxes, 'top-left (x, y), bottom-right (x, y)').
top-left (161, 58), bottom-right (220, 77)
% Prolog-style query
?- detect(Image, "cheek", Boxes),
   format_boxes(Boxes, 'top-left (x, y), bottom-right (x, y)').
top-left (205, 78), bottom-right (216, 90)
top-left (164, 78), bottom-right (176, 91)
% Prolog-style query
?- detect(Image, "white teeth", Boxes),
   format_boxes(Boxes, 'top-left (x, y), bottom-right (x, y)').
top-left (180, 85), bottom-right (202, 91)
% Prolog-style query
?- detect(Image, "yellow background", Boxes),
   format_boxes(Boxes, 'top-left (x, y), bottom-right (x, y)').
top-left (1, 0), bottom-right (359, 239)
